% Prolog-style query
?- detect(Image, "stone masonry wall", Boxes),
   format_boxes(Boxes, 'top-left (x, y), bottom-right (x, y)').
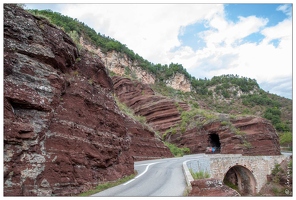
top-left (209, 154), bottom-right (287, 193)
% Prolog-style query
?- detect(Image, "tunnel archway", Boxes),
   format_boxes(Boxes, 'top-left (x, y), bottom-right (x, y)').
top-left (223, 165), bottom-right (257, 196)
top-left (208, 133), bottom-right (221, 152)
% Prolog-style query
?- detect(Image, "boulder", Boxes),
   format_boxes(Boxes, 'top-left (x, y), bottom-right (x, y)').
top-left (189, 178), bottom-right (240, 196)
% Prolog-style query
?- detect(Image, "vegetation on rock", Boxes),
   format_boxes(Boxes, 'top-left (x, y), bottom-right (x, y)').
top-left (164, 142), bottom-right (190, 157)
top-left (259, 158), bottom-right (292, 196)
top-left (189, 170), bottom-right (210, 180)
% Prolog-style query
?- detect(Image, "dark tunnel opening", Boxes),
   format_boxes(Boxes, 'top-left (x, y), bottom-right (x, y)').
top-left (209, 133), bottom-right (221, 148)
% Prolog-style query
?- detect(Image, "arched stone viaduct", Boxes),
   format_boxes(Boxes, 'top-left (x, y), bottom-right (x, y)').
top-left (185, 154), bottom-right (287, 195)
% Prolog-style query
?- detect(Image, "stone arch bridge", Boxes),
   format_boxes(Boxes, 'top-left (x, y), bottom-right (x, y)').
top-left (185, 154), bottom-right (288, 195)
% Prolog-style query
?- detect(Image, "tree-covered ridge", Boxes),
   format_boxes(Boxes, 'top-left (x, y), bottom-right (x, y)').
top-left (208, 74), bottom-right (259, 92)
top-left (190, 74), bottom-right (260, 97)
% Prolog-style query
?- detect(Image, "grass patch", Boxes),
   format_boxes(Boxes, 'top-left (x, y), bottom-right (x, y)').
top-left (189, 169), bottom-right (210, 180)
top-left (78, 173), bottom-right (137, 196)
top-left (224, 180), bottom-right (239, 191)
top-left (243, 140), bottom-right (252, 149)
top-left (179, 108), bottom-right (217, 133)
top-left (164, 142), bottom-right (190, 157)
top-left (221, 120), bottom-right (231, 126)
top-left (115, 95), bottom-right (147, 124)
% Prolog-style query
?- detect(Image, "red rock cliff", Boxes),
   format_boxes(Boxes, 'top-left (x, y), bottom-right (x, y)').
top-left (112, 76), bottom-right (189, 133)
top-left (166, 116), bottom-right (281, 156)
top-left (3, 4), bottom-right (171, 196)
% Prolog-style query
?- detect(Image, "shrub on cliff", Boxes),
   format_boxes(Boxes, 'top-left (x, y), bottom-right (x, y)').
top-left (279, 132), bottom-right (292, 147)
top-left (164, 142), bottom-right (190, 157)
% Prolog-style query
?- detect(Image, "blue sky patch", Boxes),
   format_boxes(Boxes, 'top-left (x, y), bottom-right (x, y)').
top-left (242, 32), bottom-right (265, 44)
top-left (269, 39), bottom-right (281, 48)
top-left (178, 22), bottom-right (208, 51)
top-left (224, 4), bottom-right (291, 26)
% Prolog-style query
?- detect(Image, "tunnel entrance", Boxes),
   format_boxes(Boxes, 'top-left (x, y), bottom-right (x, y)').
top-left (223, 165), bottom-right (256, 196)
top-left (208, 133), bottom-right (221, 153)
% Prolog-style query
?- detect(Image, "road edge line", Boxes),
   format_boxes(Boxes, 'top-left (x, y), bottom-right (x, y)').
top-left (123, 162), bottom-right (159, 186)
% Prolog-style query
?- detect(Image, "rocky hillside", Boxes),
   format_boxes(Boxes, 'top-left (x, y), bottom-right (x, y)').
top-left (112, 76), bottom-right (189, 133)
top-left (27, 8), bottom-right (291, 136)
top-left (4, 4), bottom-right (172, 196)
top-left (111, 75), bottom-right (281, 156)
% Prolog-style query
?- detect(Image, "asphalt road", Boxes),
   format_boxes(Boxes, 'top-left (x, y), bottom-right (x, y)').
top-left (92, 155), bottom-right (202, 197)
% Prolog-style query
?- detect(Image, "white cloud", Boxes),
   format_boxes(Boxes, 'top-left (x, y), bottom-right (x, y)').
top-left (261, 18), bottom-right (292, 46)
top-left (200, 15), bottom-right (268, 48)
top-left (276, 4), bottom-right (292, 17)
top-left (175, 8), bottom-right (291, 98)
top-left (60, 4), bottom-right (224, 63)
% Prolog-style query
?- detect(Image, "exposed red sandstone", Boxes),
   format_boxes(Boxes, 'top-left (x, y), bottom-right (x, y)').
top-left (112, 76), bottom-right (280, 156)
top-left (189, 179), bottom-right (240, 196)
top-left (4, 4), bottom-right (171, 196)
top-left (125, 117), bottom-right (173, 161)
top-left (112, 72), bottom-right (281, 156)
top-left (166, 116), bottom-right (281, 156)
top-left (112, 76), bottom-right (189, 133)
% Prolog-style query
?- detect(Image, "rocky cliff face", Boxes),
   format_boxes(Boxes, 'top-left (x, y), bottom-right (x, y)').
top-left (80, 37), bottom-right (156, 84)
top-left (112, 76), bottom-right (190, 133)
top-left (80, 37), bottom-right (192, 92)
top-left (125, 117), bottom-right (173, 161)
top-left (112, 75), bottom-right (280, 156)
top-left (165, 73), bottom-right (191, 92)
top-left (4, 4), bottom-right (171, 196)
top-left (166, 116), bottom-right (281, 156)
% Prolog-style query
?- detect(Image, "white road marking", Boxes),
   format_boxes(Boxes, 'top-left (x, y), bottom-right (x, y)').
top-left (123, 162), bottom-right (160, 185)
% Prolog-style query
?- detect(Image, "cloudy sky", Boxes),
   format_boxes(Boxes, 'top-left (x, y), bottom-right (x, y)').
top-left (24, 2), bottom-right (293, 99)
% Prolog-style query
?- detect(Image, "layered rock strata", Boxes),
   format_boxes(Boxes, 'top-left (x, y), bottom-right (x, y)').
top-left (112, 76), bottom-right (190, 133)
top-left (125, 117), bottom-right (173, 161)
top-left (112, 75), bottom-right (281, 156)
top-left (4, 4), bottom-right (171, 196)
top-left (166, 116), bottom-right (281, 156)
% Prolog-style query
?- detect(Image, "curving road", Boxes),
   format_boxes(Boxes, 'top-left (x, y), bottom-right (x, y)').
top-left (92, 154), bottom-right (204, 197)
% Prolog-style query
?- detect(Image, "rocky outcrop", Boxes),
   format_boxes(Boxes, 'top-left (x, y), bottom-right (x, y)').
top-left (112, 76), bottom-right (190, 133)
top-left (165, 73), bottom-right (191, 92)
top-left (125, 117), bottom-right (173, 161)
top-left (80, 37), bottom-right (156, 84)
top-left (3, 4), bottom-right (171, 196)
top-left (166, 116), bottom-right (281, 156)
top-left (189, 179), bottom-right (240, 196)
top-left (111, 75), bottom-right (280, 156)
top-left (80, 37), bottom-right (193, 93)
